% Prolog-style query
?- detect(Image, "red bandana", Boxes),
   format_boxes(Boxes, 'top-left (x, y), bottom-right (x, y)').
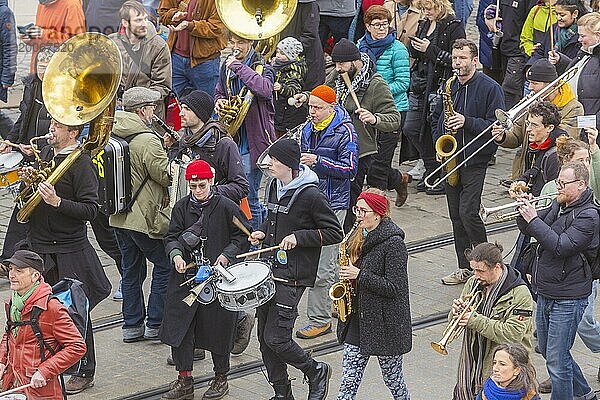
top-left (357, 192), bottom-right (388, 216)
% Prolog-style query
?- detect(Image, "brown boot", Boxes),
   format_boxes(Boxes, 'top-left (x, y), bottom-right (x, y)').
top-left (203, 374), bottom-right (229, 399)
top-left (395, 173), bottom-right (412, 207)
top-left (538, 378), bottom-right (552, 393)
top-left (162, 376), bottom-right (194, 400)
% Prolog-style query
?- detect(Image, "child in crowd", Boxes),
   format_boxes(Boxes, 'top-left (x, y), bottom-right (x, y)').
top-left (272, 36), bottom-right (308, 137)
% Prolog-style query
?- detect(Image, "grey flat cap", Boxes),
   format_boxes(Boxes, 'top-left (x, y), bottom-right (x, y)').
top-left (123, 87), bottom-right (161, 110)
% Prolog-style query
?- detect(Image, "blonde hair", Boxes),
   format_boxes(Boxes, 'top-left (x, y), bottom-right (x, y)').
top-left (555, 135), bottom-right (589, 165)
top-left (347, 188), bottom-right (390, 264)
top-left (416, 0), bottom-right (455, 19)
top-left (578, 12), bottom-right (600, 33)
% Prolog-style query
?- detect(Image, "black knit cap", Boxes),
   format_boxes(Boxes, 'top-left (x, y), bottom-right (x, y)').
top-left (268, 139), bottom-right (300, 170)
top-left (180, 90), bottom-right (215, 123)
top-left (331, 38), bottom-right (361, 62)
top-left (527, 59), bottom-right (558, 83)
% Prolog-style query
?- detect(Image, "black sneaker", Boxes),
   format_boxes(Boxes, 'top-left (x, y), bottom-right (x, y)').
top-left (270, 380), bottom-right (294, 400)
top-left (162, 376), bottom-right (194, 400)
top-left (307, 362), bottom-right (331, 400)
top-left (202, 374), bottom-right (229, 399)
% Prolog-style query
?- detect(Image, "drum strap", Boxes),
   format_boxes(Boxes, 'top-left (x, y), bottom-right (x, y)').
top-left (264, 181), bottom-right (318, 215)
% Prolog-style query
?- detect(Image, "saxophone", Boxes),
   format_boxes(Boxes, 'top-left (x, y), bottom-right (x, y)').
top-left (434, 73), bottom-right (459, 187)
top-left (329, 221), bottom-right (359, 323)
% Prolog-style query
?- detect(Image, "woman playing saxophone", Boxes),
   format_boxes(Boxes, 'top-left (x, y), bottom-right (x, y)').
top-left (336, 188), bottom-right (412, 400)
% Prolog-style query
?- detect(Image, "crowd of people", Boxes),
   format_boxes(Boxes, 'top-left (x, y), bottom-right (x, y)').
top-left (0, 0), bottom-right (599, 399)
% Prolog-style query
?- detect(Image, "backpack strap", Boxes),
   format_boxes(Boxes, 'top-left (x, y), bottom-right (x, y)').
top-left (265, 182), bottom-right (318, 215)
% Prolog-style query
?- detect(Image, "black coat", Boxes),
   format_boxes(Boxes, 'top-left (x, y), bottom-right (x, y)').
top-left (409, 16), bottom-right (466, 96)
top-left (168, 121), bottom-right (249, 203)
top-left (517, 128), bottom-right (563, 196)
top-left (160, 193), bottom-right (251, 351)
top-left (7, 74), bottom-right (51, 146)
top-left (518, 187), bottom-right (599, 300)
top-left (259, 177), bottom-right (343, 287)
top-left (337, 218), bottom-right (412, 356)
top-left (280, 1), bottom-right (325, 91)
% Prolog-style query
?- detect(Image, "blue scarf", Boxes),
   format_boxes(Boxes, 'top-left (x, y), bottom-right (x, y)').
top-left (359, 31), bottom-right (396, 65)
top-left (482, 378), bottom-right (527, 400)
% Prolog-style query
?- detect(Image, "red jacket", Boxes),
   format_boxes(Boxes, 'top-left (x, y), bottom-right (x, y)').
top-left (0, 279), bottom-right (86, 399)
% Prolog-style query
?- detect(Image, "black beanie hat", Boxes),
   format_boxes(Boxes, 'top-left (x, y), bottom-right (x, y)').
top-left (331, 38), bottom-right (361, 63)
top-left (268, 139), bottom-right (300, 170)
top-left (180, 90), bottom-right (215, 123)
top-left (527, 59), bottom-right (558, 83)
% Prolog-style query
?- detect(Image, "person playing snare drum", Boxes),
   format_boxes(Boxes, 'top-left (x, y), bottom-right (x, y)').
top-left (160, 159), bottom-right (251, 400)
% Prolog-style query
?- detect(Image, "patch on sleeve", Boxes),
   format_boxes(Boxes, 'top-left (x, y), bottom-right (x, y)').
top-left (512, 309), bottom-right (533, 317)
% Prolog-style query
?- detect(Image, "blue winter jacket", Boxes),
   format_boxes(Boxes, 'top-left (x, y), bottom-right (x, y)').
top-left (0, 0), bottom-right (16, 103)
top-left (301, 106), bottom-right (358, 210)
top-left (476, 0), bottom-right (495, 70)
top-left (358, 37), bottom-right (410, 112)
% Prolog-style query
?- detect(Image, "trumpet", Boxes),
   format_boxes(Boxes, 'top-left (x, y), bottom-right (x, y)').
top-left (424, 58), bottom-right (589, 189)
top-left (479, 192), bottom-right (557, 223)
top-left (431, 281), bottom-right (483, 355)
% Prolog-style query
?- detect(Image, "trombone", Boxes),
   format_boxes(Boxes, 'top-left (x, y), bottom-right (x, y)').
top-left (431, 280), bottom-right (483, 355)
top-left (424, 57), bottom-right (589, 189)
top-left (479, 192), bottom-right (557, 223)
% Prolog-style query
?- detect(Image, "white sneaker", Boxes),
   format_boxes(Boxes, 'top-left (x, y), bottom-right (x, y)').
top-left (441, 268), bottom-right (473, 285)
top-left (408, 159), bottom-right (426, 180)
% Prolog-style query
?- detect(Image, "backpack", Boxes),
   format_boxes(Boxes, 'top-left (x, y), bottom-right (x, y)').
top-left (5, 279), bottom-right (91, 399)
top-left (564, 205), bottom-right (600, 281)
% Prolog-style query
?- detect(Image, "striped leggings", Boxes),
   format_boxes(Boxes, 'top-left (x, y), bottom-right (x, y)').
top-left (336, 343), bottom-right (410, 400)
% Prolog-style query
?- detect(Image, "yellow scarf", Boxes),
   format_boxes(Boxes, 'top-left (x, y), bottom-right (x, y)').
top-left (552, 82), bottom-right (575, 109)
top-left (314, 112), bottom-right (335, 131)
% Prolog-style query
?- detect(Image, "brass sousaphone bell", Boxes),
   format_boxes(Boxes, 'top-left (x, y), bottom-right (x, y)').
top-left (15, 33), bottom-right (122, 222)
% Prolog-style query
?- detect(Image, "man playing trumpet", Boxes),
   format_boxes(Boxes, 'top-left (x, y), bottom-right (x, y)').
top-left (449, 242), bottom-right (533, 400)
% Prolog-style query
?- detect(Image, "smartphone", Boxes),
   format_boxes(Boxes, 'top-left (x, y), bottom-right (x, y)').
top-left (17, 23), bottom-right (34, 36)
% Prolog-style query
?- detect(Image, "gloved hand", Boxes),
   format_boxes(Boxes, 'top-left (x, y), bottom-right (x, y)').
top-left (194, 265), bottom-right (213, 283)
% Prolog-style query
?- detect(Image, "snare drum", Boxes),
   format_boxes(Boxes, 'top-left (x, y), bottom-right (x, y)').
top-left (216, 261), bottom-right (275, 311)
top-left (0, 152), bottom-right (23, 188)
top-left (0, 394), bottom-right (27, 400)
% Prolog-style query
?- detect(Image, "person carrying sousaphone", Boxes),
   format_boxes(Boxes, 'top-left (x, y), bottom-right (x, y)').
top-left (160, 159), bottom-right (251, 400)
top-left (449, 242), bottom-right (534, 400)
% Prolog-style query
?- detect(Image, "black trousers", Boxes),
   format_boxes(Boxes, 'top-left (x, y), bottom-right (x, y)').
top-left (445, 166), bottom-right (488, 269)
top-left (344, 155), bottom-right (373, 232)
top-left (171, 313), bottom-right (230, 374)
top-left (257, 283), bottom-right (316, 385)
top-left (1, 206), bottom-right (29, 259)
top-left (501, 55), bottom-right (528, 109)
top-left (367, 112), bottom-right (407, 190)
top-left (0, 110), bottom-right (14, 139)
top-left (90, 212), bottom-right (122, 274)
top-left (403, 93), bottom-right (440, 183)
top-left (318, 15), bottom-right (353, 49)
top-left (46, 265), bottom-right (96, 377)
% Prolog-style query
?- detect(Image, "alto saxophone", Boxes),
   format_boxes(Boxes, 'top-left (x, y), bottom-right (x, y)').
top-left (435, 73), bottom-right (459, 187)
top-left (329, 221), bottom-right (359, 323)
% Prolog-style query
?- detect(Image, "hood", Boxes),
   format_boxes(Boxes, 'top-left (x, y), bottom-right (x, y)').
top-left (497, 265), bottom-right (527, 299)
top-left (276, 164), bottom-right (319, 200)
top-left (0, 0), bottom-right (8, 7)
top-left (362, 218), bottom-right (405, 252)
top-left (112, 110), bottom-right (154, 139)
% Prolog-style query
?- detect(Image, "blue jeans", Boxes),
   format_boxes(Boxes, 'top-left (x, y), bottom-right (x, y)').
top-left (536, 295), bottom-right (591, 400)
top-left (241, 153), bottom-right (266, 231)
top-left (171, 53), bottom-right (220, 97)
top-left (114, 228), bottom-right (171, 330)
top-left (577, 279), bottom-right (600, 353)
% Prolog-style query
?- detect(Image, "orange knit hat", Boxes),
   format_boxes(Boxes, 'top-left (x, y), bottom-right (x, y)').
top-left (310, 85), bottom-right (336, 104)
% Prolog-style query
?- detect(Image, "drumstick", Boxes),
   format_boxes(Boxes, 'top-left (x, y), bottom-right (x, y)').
top-left (233, 216), bottom-right (252, 237)
top-left (236, 245), bottom-right (280, 259)
top-left (1, 139), bottom-right (20, 149)
top-left (0, 383), bottom-right (32, 397)
top-left (549, 3), bottom-right (555, 54)
top-left (340, 72), bottom-right (361, 109)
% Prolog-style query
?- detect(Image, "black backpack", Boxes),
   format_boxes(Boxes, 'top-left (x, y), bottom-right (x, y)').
top-left (5, 279), bottom-right (90, 399)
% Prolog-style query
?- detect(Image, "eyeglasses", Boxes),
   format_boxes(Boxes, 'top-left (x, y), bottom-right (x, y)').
top-left (352, 206), bottom-right (375, 216)
top-left (369, 22), bottom-right (390, 29)
top-left (555, 179), bottom-right (582, 189)
top-left (189, 182), bottom-right (209, 190)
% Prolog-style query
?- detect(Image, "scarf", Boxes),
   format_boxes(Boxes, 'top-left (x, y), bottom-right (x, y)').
top-left (335, 53), bottom-right (373, 106)
top-left (10, 281), bottom-right (40, 337)
top-left (529, 136), bottom-right (552, 151)
top-left (556, 23), bottom-right (577, 52)
top-left (359, 31), bottom-right (397, 65)
top-left (454, 269), bottom-right (508, 400)
top-left (552, 83), bottom-right (575, 108)
top-left (313, 112), bottom-right (335, 131)
top-left (481, 378), bottom-right (528, 400)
